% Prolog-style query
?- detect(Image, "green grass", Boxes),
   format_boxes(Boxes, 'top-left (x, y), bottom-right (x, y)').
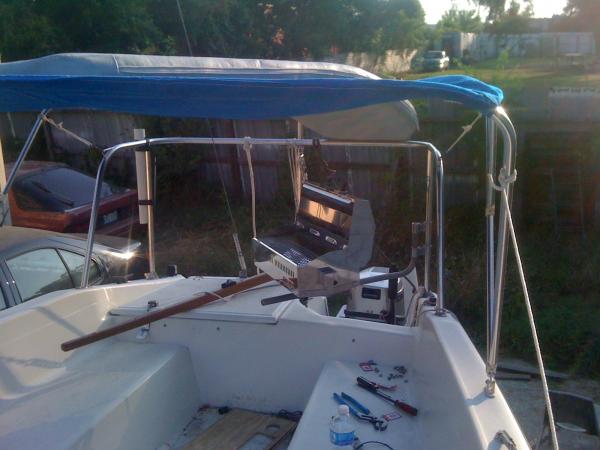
top-left (403, 56), bottom-right (600, 109)
top-left (153, 184), bottom-right (293, 278)
top-left (406, 56), bottom-right (600, 86)
top-left (443, 204), bottom-right (600, 378)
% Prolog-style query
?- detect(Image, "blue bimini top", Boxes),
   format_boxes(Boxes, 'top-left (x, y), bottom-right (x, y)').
top-left (0, 53), bottom-right (503, 119)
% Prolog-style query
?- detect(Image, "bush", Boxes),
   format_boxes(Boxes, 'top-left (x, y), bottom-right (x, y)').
top-left (446, 219), bottom-right (600, 377)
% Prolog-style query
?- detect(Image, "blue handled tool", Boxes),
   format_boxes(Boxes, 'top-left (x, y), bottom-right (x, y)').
top-left (332, 392), bottom-right (387, 431)
top-left (340, 392), bottom-right (371, 414)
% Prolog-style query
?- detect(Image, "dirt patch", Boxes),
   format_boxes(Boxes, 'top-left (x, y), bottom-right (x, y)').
top-left (500, 375), bottom-right (600, 449)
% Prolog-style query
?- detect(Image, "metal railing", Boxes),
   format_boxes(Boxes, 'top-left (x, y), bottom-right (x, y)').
top-left (485, 107), bottom-right (518, 396)
top-left (77, 136), bottom-right (445, 315)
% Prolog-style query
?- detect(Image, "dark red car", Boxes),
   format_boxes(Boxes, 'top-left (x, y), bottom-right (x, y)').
top-left (7, 161), bottom-right (139, 236)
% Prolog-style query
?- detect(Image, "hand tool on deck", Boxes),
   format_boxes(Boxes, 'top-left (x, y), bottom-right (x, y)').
top-left (332, 392), bottom-right (387, 431)
top-left (363, 379), bottom-right (397, 391)
top-left (356, 376), bottom-right (418, 417)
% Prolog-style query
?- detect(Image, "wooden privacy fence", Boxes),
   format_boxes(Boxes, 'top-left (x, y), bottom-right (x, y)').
top-left (1, 112), bottom-right (483, 211)
top-left (4, 111), bottom-right (600, 232)
top-left (199, 118), bottom-right (440, 211)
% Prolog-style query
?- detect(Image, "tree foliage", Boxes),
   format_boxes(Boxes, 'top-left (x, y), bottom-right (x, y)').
top-left (437, 6), bottom-right (483, 33)
top-left (467, 0), bottom-right (534, 34)
top-left (554, 0), bottom-right (600, 38)
top-left (0, 0), bottom-right (175, 60)
top-left (0, 0), bottom-right (427, 62)
top-left (486, 0), bottom-right (533, 34)
top-left (472, 0), bottom-right (507, 23)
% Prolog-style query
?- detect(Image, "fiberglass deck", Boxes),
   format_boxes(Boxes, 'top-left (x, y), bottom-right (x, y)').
top-left (289, 360), bottom-right (418, 449)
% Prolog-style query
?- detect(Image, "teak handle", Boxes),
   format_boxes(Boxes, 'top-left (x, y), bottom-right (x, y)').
top-left (61, 273), bottom-right (272, 352)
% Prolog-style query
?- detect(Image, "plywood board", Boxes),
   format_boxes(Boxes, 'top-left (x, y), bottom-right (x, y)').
top-left (184, 409), bottom-right (295, 450)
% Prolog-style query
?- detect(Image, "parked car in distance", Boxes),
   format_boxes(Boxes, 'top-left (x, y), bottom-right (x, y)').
top-left (7, 161), bottom-right (139, 236)
top-left (0, 226), bottom-right (148, 310)
top-left (423, 50), bottom-right (450, 71)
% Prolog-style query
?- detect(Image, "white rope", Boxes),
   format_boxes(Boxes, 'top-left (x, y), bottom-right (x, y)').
top-left (42, 115), bottom-right (97, 148)
top-left (208, 124), bottom-right (247, 277)
top-left (446, 113), bottom-right (482, 154)
top-left (243, 138), bottom-right (257, 238)
top-left (488, 172), bottom-right (559, 450)
top-left (287, 146), bottom-right (297, 210)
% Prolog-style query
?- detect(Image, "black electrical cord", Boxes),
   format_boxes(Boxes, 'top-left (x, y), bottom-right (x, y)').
top-left (401, 274), bottom-right (416, 293)
top-left (355, 441), bottom-right (395, 450)
top-left (277, 409), bottom-right (302, 422)
top-left (404, 286), bottom-right (422, 322)
top-left (371, 243), bottom-right (417, 296)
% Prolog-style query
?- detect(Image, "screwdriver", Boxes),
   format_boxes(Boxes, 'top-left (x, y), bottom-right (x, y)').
top-left (356, 376), bottom-right (419, 416)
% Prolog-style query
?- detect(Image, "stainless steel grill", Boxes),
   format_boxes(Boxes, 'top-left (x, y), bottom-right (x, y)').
top-left (253, 183), bottom-right (375, 297)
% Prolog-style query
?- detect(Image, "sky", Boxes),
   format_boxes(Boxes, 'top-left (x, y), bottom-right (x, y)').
top-left (421, 0), bottom-right (568, 24)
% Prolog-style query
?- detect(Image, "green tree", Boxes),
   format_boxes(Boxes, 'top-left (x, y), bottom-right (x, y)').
top-left (487, 0), bottom-right (533, 34)
top-left (437, 6), bottom-right (484, 33)
top-left (371, 0), bottom-right (426, 51)
top-left (0, 0), bottom-right (174, 61)
top-left (563, 0), bottom-right (600, 20)
top-left (469, 0), bottom-right (536, 32)
top-left (149, 0), bottom-right (426, 59)
top-left (471, 0), bottom-right (507, 22)
top-left (554, 0), bottom-right (600, 44)
top-left (0, 0), bottom-right (427, 62)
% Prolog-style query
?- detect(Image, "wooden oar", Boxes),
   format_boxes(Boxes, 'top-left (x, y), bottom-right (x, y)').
top-left (61, 273), bottom-right (272, 352)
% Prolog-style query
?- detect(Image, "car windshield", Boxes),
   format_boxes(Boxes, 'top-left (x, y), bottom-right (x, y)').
top-left (15, 167), bottom-right (123, 211)
top-left (426, 51), bottom-right (444, 58)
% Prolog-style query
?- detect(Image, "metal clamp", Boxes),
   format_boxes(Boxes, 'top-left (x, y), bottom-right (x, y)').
top-left (136, 300), bottom-right (158, 340)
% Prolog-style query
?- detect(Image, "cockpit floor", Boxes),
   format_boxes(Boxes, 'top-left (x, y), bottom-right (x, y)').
top-left (165, 407), bottom-right (295, 450)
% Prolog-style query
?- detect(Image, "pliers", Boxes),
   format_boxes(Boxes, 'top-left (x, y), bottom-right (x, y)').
top-left (333, 392), bottom-right (388, 431)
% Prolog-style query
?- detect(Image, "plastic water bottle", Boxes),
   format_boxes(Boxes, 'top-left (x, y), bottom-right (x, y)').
top-left (329, 404), bottom-right (355, 449)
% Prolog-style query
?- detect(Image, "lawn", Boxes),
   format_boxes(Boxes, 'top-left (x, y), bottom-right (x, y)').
top-left (405, 56), bottom-right (600, 86)
top-left (403, 56), bottom-right (600, 107)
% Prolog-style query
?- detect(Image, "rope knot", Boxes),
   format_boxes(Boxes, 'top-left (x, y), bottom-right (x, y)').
top-left (242, 136), bottom-right (253, 152)
top-left (498, 167), bottom-right (517, 188)
top-left (489, 167), bottom-right (517, 192)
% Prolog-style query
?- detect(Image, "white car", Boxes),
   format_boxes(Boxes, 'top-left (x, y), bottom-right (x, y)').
top-left (423, 50), bottom-right (450, 71)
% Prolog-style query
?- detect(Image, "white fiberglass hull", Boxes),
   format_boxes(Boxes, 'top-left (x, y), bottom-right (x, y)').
top-left (0, 276), bottom-right (528, 449)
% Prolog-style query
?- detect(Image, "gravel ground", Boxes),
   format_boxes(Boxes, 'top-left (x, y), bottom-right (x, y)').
top-left (500, 376), bottom-right (600, 449)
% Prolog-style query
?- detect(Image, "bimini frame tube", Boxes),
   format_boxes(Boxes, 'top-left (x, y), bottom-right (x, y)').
top-left (81, 137), bottom-right (445, 315)
top-left (486, 107), bottom-right (517, 396)
top-left (485, 116), bottom-right (497, 369)
top-left (408, 141), bottom-right (445, 312)
top-left (2, 110), bottom-right (48, 199)
top-left (424, 152), bottom-right (434, 292)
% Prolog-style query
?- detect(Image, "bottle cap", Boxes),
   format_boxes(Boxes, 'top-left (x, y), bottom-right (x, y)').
top-left (338, 404), bottom-right (350, 415)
